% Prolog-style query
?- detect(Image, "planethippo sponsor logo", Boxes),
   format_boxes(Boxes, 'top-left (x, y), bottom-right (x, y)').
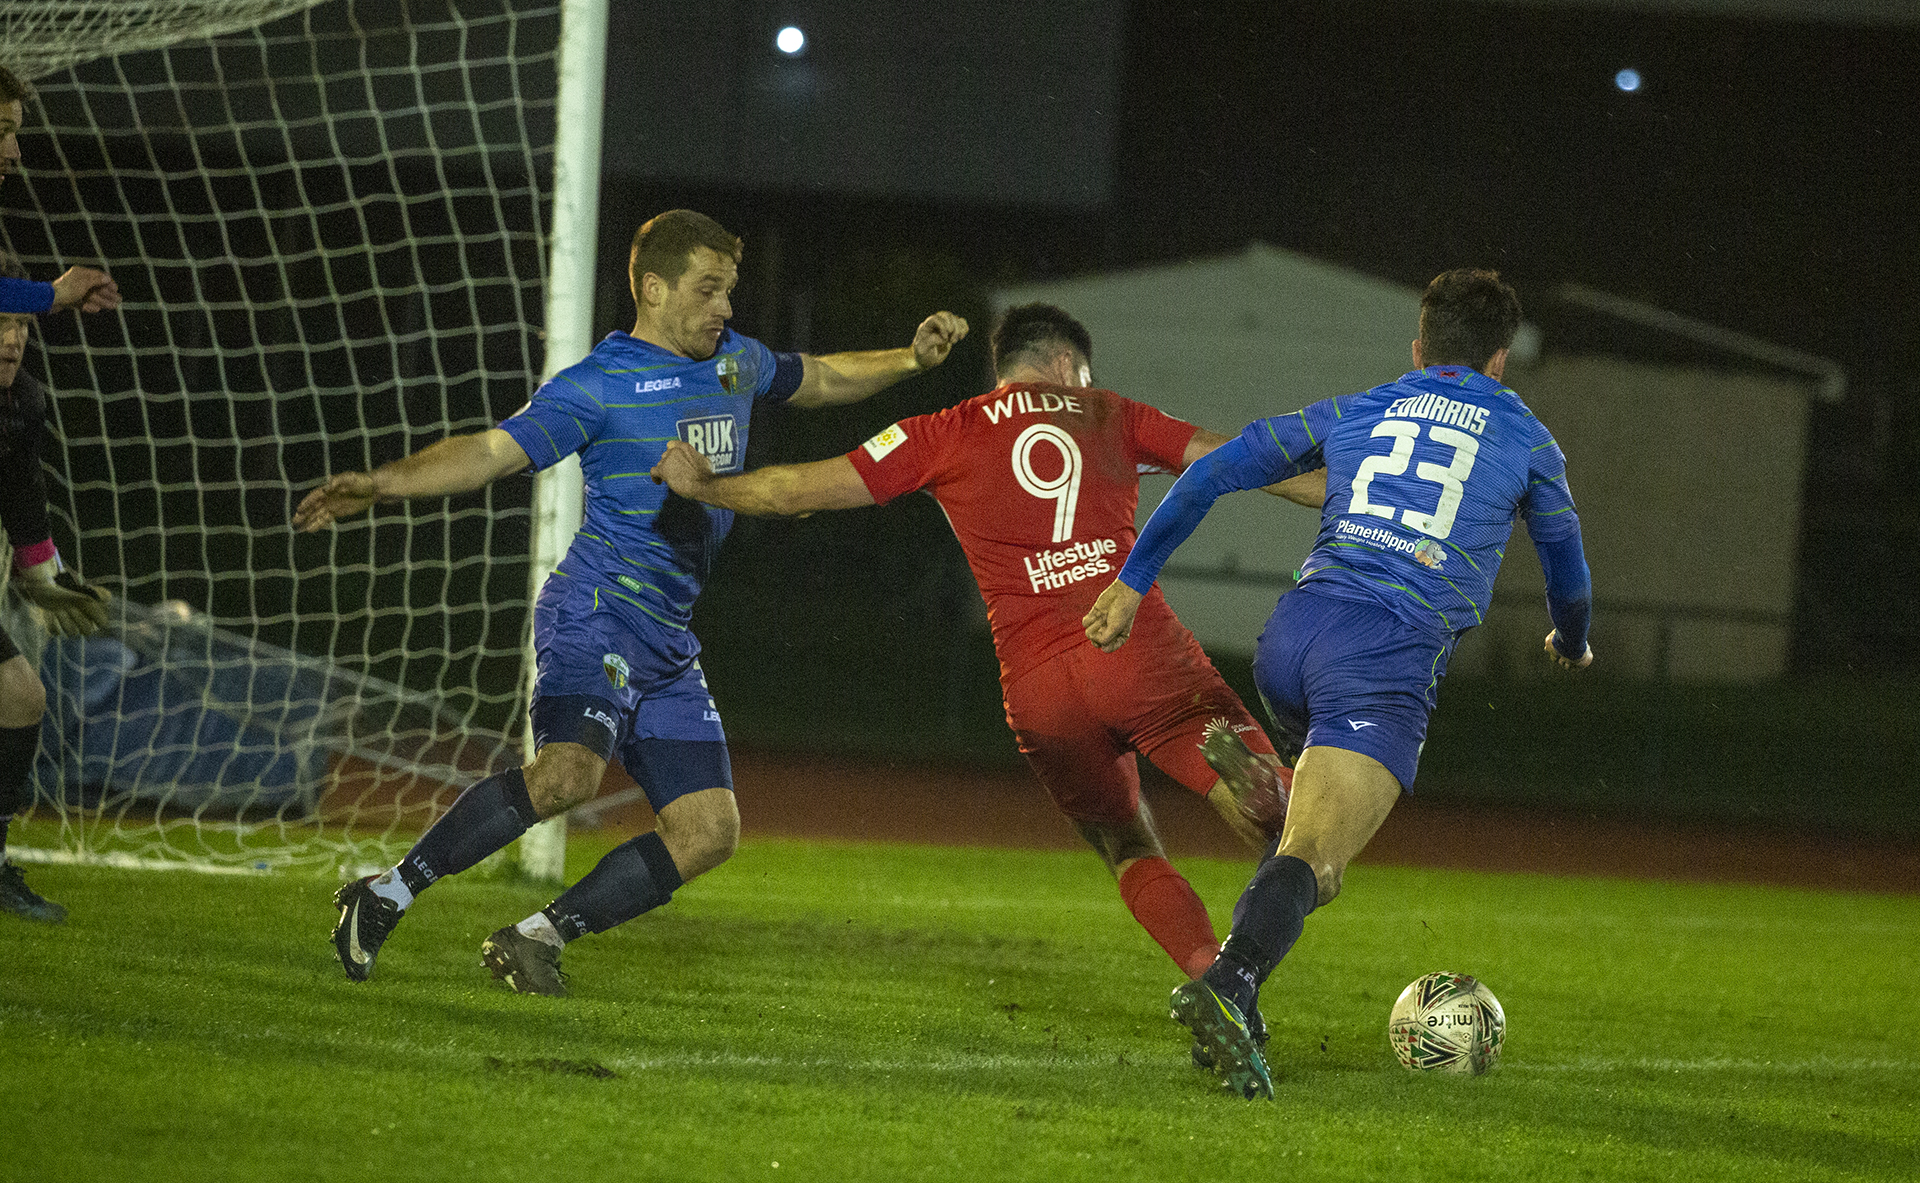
top-left (1024, 537), bottom-right (1118, 592)
top-left (1335, 518), bottom-right (1444, 561)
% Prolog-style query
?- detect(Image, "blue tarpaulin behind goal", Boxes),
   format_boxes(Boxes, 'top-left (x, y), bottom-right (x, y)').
top-left (15, 599), bottom-right (517, 819)
top-left (30, 606), bottom-right (332, 816)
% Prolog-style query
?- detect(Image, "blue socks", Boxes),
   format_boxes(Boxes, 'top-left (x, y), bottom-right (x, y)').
top-left (1205, 853), bottom-right (1319, 1017)
top-left (382, 768), bottom-right (682, 948)
top-left (396, 767), bottom-right (538, 897)
top-left (542, 831), bottom-right (683, 941)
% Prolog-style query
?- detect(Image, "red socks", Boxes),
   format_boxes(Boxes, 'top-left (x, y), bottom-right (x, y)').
top-left (1118, 856), bottom-right (1220, 978)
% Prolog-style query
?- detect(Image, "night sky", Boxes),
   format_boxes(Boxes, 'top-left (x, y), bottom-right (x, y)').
top-left (1107, 2), bottom-right (1918, 667)
top-left (615, 0), bottom-right (1917, 669)
top-left (1114, 3), bottom-right (1911, 399)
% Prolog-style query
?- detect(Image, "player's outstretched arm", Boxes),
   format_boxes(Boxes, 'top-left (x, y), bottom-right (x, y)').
top-left (1183, 428), bottom-right (1326, 508)
top-left (1269, 467), bottom-right (1327, 508)
top-left (49, 266), bottom-right (120, 314)
top-left (650, 440), bottom-right (875, 517)
top-left (1083, 580), bottom-right (1144, 653)
top-left (786, 311), bottom-right (968, 408)
top-left (294, 428), bottom-right (530, 531)
top-left (1533, 526), bottom-right (1593, 671)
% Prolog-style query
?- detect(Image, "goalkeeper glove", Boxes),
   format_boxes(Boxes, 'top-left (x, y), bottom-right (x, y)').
top-left (15, 556), bottom-right (112, 637)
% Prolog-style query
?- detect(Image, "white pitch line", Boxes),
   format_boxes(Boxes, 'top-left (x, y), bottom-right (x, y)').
top-left (598, 1049), bottom-right (1159, 1074)
top-left (1508, 1057), bottom-right (1919, 1073)
top-left (567, 1051), bottom-right (1920, 1076)
top-left (6, 846), bottom-right (273, 875)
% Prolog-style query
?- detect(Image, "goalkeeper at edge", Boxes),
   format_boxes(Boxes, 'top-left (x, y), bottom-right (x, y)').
top-left (0, 254), bottom-right (112, 924)
top-left (1, 65), bottom-right (117, 922)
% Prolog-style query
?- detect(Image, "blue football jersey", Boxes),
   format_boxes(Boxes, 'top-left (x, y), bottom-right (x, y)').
top-left (500, 329), bottom-right (799, 635)
top-left (1123, 365), bottom-right (1580, 642)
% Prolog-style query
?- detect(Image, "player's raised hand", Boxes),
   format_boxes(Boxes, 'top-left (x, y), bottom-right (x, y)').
top-left (648, 439), bottom-right (716, 498)
top-left (1083, 579), bottom-right (1144, 653)
top-left (1544, 630), bottom-right (1593, 670)
top-left (294, 472), bottom-right (378, 531)
top-left (910, 311), bottom-right (969, 371)
top-left (49, 266), bottom-right (120, 314)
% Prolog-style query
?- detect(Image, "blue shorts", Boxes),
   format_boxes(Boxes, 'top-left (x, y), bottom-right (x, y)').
top-left (530, 576), bottom-right (731, 811)
top-left (1250, 588), bottom-right (1453, 792)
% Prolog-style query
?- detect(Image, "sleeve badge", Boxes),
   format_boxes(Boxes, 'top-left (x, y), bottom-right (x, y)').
top-left (861, 423), bottom-right (908, 461)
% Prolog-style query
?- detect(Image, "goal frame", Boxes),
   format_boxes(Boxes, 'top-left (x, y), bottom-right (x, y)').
top-left (515, 0), bottom-right (605, 881)
top-left (2, 0), bottom-right (607, 882)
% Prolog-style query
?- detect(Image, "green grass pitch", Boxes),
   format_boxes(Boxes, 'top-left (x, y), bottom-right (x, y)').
top-left (4, 832), bottom-right (1916, 1182)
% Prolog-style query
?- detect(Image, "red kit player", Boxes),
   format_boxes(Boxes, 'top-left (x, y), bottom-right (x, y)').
top-left (652, 303), bottom-right (1321, 984)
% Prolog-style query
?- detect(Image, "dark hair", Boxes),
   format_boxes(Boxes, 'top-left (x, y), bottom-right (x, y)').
top-left (0, 65), bottom-right (30, 106)
top-left (1418, 269), bottom-right (1522, 370)
top-left (991, 303), bottom-right (1093, 377)
top-left (629, 209), bottom-right (742, 292)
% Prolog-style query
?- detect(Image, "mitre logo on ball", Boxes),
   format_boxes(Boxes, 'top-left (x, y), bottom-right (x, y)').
top-left (1388, 972), bottom-right (1505, 1075)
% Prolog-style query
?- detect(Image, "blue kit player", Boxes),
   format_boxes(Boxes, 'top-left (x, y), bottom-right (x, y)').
top-left (296, 209), bottom-right (968, 993)
top-left (1084, 269), bottom-right (1593, 1098)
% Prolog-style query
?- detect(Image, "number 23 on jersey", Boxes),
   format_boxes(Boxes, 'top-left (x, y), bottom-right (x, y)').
top-left (1348, 420), bottom-right (1481, 540)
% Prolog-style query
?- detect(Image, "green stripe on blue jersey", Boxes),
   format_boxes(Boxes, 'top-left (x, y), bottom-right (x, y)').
top-left (1260, 419), bottom-right (1297, 463)
top-left (556, 373), bottom-right (607, 406)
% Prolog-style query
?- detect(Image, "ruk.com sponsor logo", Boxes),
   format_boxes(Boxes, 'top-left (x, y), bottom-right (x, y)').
top-left (677, 414), bottom-right (740, 472)
top-left (1335, 518), bottom-right (1446, 569)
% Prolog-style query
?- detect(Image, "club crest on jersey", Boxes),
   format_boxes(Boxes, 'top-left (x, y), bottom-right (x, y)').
top-left (602, 652), bottom-right (631, 690)
top-left (677, 414), bottom-right (741, 472)
top-left (1414, 539), bottom-right (1447, 570)
top-left (862, 423), bottom-right (908, 461)
top-left (715, 355), bottom-right (740, 393)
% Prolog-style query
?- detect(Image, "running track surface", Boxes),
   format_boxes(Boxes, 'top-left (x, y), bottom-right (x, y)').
top-left (577, 747), bottom-right (1919, 896)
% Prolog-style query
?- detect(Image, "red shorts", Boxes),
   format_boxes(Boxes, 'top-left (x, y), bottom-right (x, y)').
top-left (1001, 621), bottom-right (1274, 827)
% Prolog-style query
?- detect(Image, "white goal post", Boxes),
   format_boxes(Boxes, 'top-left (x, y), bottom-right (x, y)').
top-left (0, 0), bottom-right (602, 879)
top-left (517, 0), bottom-right (603, 881)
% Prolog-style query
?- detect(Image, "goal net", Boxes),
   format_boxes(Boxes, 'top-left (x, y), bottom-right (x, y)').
top-left (1, 0), bottom-right (565, 873)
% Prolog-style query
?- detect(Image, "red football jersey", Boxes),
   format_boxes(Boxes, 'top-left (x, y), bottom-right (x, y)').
top-left (847, 382), bottom-right (1198, 680)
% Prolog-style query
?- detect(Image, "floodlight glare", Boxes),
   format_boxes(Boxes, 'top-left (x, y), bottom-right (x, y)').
top-left (776, 26), bottom-right (807, 56)
top-left (1615, 68), bottom-right (1642, 93)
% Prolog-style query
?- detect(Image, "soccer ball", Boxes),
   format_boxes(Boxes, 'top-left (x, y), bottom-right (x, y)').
top-left (1388, 972), bottom-right (1505, 1074)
